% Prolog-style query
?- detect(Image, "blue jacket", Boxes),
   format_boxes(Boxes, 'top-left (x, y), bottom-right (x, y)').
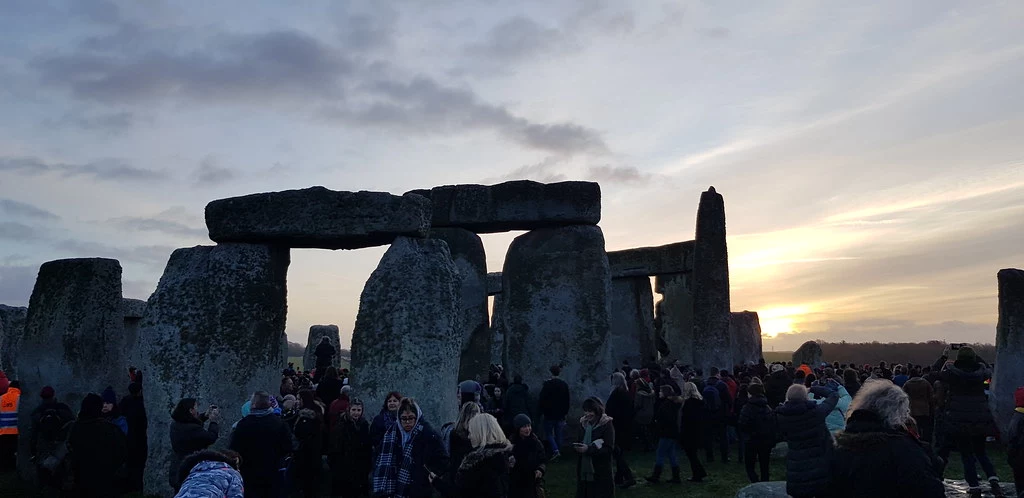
top-left (174, 460), bottom-right (244, 498)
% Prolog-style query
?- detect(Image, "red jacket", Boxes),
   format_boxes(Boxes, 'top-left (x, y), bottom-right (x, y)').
top-left (0, 371), bottom-right (9, 395)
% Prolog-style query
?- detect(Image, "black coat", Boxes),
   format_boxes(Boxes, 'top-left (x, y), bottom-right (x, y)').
top-left (652, 398), bottom-right (680, 439)
top-left (329, 414), bottom-right (372, 491)
top-left (448, 430), bottom-right (474, 477)
top-left (292, 408), bottom-right (323, 481)
top-left (538, 378), bottom-right (570, 421)
top-left (229, 412), bottom-right (295, 491)
top-left (933, 359), bottom-right (997, 439)
top-left (505, 383), bottom-right (531, 420)
top-left (775, 393), bottom-right (838, 497)
top-left (168, 416), bottom-right (219, 489)
top-left (509, 434), bottom-right (546, 498)
top-left (316, 377), bottom-right (344, 407)
top-left (605, 388), bottom-right (635, 450)
top-left (1008, 411), bottom-right (1024, 466)
top-left (830, 410), bottom-right (945, 498)
top-left (314, 342), bottom-right (336, 368)
top-left (67, 417), bottom-right (126, 496)
top-left (765, 371), bottom-right (791, 408)
top-left (374, 419), bottom-right (449, 498)
top-left (575, 417), bottom-right (615, 498)
top-left (434, 443), bottom-right (512, 498)
top-left (738, 395), bottom-right (776, 445)
top-left (677, 398), bottom-right (705, 450)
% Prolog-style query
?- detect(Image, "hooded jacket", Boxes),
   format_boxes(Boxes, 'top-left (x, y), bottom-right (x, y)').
top-left (372, 403), bottom-right (448, 498)
top-left (933, 357), bottom-right (997, 437)
top-left (168, 413), bottom-right (219, 489)
top-left (902, 377), bottom-right (934, 418)
top-left (433, 442), bottom-right (512, 498)
top-left (329, 412), bottom-right (372, 491)
top-left (228, 407), bottom-right (294, 491)
top-left (509, 432), bottom-right (546, 498)
top-left (775, 392), bottom-right (838, 497)
top-left (738, 395), bottom-right (776, 444)
top-left (175, 459), bottom-right (244, 498)
top-left (68, 394), bottom-right (127, 495)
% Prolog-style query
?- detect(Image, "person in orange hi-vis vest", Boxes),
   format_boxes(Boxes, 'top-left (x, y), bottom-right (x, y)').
top-left (0, 379), bottom-right (21, 471)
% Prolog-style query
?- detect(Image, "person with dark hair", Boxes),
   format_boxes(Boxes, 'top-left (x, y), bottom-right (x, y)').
top-left (229, 391), bottom-right (295, 498)
top-left (606, 371), bottom-right (636, 488)
top-left (175, 449), bottom-right (244, 498)
top-left (371, 391), bottom-right (403, 449)
top-left (120, 382), bottom-right (147, 492)
top-left (317, 367), bottom-right (344, 407)
top-left (903, 368), bottom-right (935, 445)
top-left (329, 398), bottom-right (372, 498)
top-left (574, 397), bottom-right (615, 498)
top-left (281, 377), bottom-right (296, 398)
top-left (169, 398), bottom-right (221, 490)
top-left (313, 337), bottom-right (336, 383)
top-left (677, 382), bottom-right (709, 483)
top-left (843, 369), bottom-right (862, 398)
top-left (29, 386), bottom-right (75, 487)
top-left (68, 392), bottom-right (127, 497)
top-left (703, 367), bottom-right (732, 463)
top-left (766, 364), bottom-right (791, 408)
top-left (645, 384), bottom-right (682, 484)
top-left (100, 386), bottom-right (128, 436)
top-left (293, 390), bottom-right (324, 498)
top-left (509, 414), bottom-right (546, 498)
top-left (539, 366), bottom-right (570, 459)
top-left (371, 398), bottom-right (447, 498)
top-left (504, 375), bottom-right (531, 424)
top-left (0, 379), bottom-right (21, 471)
top-left (738, 384), bottom-right (776, 483)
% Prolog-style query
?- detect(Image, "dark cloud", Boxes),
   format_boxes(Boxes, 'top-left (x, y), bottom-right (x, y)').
top-left (700, 26), bottom-right (730, 39)
top-left (107, 216), bottom-right (206, 238)
top-left (68, 0), bottom-right (121, 25)
top-left (337, 9), bottom-right (397, 52)
top-left (0, 222), bottom-right (44, 242)
top-left (489, 157), bottom-right (568, 183)
top-left (0, 156), bottom-right (166, 182)
top-left (0, 265), bottom-right (38, 305)
top-left (193, 157), bottom-right (236, 187)
top-left (47, 110), bottom-right (139, 134)
top-left (0, 198), bottom-right (59, 220)
top-left (586, 165), bottom-right (651, 185)
top-left (465, 16), bottom-right (573, 63)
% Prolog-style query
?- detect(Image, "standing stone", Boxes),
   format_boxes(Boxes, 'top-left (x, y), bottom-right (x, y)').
top-left (0, 304), bottom-right (28, 375)
top-left (730, 311), bottom-right (763, 367)
top-left (431, 228), bottom-right (489, 382)
top-left (490, 294), bottom-right (506, 366)
top-left (655, 274), bottom-right (694, 367)
top-left (792, 341), bottom-right (824, 367)
top-left (487, 272), bottom-right (503, 296)
top-left (992, 268), bottom-right (1024, 435)
top-left (16, 258), bottom-right (125, 480)
top-left (735, 481), bottom-right (790, 498)
top-left (609, 277), bottom-right (656, 368)
top-left (123, 298), bottom-right (146, 368)
top-left (692, 186), bottom-right (731, 374)
top-left (503, 225), bottom-right (613, 411)
top-left (137, 244), bottom-right (289, 496)
top-left (304, 325), bottom-right (342, 372)
top-left (351, 237), bottom-right (461, 426)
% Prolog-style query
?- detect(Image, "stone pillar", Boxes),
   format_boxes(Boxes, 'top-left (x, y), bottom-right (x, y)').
top-left (123, 298), bottom-right (146, 369)
top-left (792, 341), bottom-right (823, 367)
top-left (304, 324), bottom-right (342, 372)
top-left (16, 258), bottom-right (126, 480)
top-left (730, 311), bottom-right (763, 367)
top-left (655, 274), bottom-right (694, 367)
top-left (351, 237), bottom-right (462, 426)
top-left (137, 244), bottom-right (289, 496)
top-left (993, 268), bottom-right (1024, 435)
top-left (431, 228), bottom-right (489, 382)
top-left (491, 294), bottom-right (506, 367)
top-left (0, 304), bottom-right (27, 375)
top-left (692, 186), bottom-right (731, 374)
top-left (503, 225), bottom-right (613, 411)
top-left (609, 277), bottom-right (656, 368)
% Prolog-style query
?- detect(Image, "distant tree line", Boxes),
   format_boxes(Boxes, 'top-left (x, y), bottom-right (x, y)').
top-left (766, 340), bottom-right (996, 367)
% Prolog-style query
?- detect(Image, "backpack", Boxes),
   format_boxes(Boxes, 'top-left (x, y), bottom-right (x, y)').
top-left (37, 407), bottom-right (68, 443)
top-left (703, 385), bottom-right (722, 413)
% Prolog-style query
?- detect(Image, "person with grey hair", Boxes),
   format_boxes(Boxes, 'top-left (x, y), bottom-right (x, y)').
top-left (775, 383), bottom-right (838, 498)
top-left (605, 371), bottom-right (637, 488)
top-left (829, 379), bottom-right (945, 497)
top-left (229, 390), bottom-right (294, 498)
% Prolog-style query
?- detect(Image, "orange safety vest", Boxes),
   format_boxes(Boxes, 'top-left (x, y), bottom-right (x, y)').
top-left (0, 387), bottom-right (20, 435)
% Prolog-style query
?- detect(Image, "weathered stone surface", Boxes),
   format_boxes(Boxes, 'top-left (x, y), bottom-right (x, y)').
top-left (655, 274), bottom-right (693, 367)
top-left (692, 186), bottom-right (731, 374)
top-left (409, 180), bottom-right (601, 233)
top-left (206, 187), bottom-right (431, 249)
top-left (609, 277), bottom-right (656, 368)
top-left (16, 258), bottom-right (125, 480)
top-left (503, 225), bottom-right (613, 410)
top-left (304, 325), bottom-right (342, 372)
top-left (0, 304), bottom-right (27, 374)
top-left (731, 311), bottom-right (763, 367)
top-left (122, 299), bottom-right (147, 369)
top-left (490, 294), bottom-right (506, 367)
top-left (137, 244), bottom-right (289, 496)
top-left (992, 268), bottom-right (1024, 435)
top-left (351, 237), bottom-right (461, 426)
top-left (431, 228), bottom-right (489, 381)
top-left (770, 442), bottom-right (789, 458)
top-left (608, 241), bottom-right (694, 278)
top-left (792, 341), bottom-right (823, 366)
top-left (122, 298), bottom-right (146, 319)
top-left (487, 272), bottom-right (503, 295)
top-left (944, 479), bottom-right (1016, 497)
top-left (735, 481), bottom-right (789, 498)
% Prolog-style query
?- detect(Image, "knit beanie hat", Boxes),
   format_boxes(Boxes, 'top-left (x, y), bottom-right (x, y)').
top-left (771, 364), bottom-right (785, 373)
top-left (40, 386), bottom-right (55, 399)
top-left (1015, 387), bottom-right (1024, 408)
top-left (513, 413), bottom-right (532, 430)
top-left (101, 386), bottom-right (117, 405)
top-left (748, 384), bottom-right (765, 397)
top-left (956, 346), bottom-right (977, 364)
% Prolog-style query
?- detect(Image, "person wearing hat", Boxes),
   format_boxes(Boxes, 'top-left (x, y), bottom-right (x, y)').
top-left (509, 413), bottom-right (546, 498)
top-left (29, 386), bottom-right (75, 484)
top-left (100, 386), bottom-right (128, 435)
top-left (0, 379), bottom-right (21, 470)
top-left (67, 392), bottom-right (127, 496)
top-left (1007, 386), bottom-right (1024, 496)
top-left (738, 383), bottom-right (776, 483)
top-left (120, 382), bottom-right (147, 492)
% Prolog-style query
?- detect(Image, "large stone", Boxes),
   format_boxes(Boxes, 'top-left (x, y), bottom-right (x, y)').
top-left (487, 272), bottom-right (503, 295)
top-left (503, 225), bottom-right (613, 411)
top-left (431, 228), bottom-right (489, 382)
top-left (792, 341), bottom-right (823, 366)
top-left (992, 268), bottom-right (1024, 435)
top-left (607, 241), bottom-right (694, 278)
top-left (655, 274), bottom-right (694, 367)
top-left (206, 187), bottom-right (431, 249)
top-left (137, 244), bottom-right (289, 496)
top-left (490, 294), bottom-right (506, 366)
top-left (122, 298), bottom-right (147, 369)
top-left (731, 311), bottom-right (763, 367)
top-left (16, 258), bottom-right (126, 480)
top-left (304, 325), bottom-right (342, 372)
top-left (609, 277), bottom-right (656, 368)
top-left (351, 237), bottom-right (462, 426)
top-left (735, 481), bottom-right (790, 498)
top-left (0, 304), bottom-right (27, 374)
top-left (409, 180), bottom-right (601, 233)
top-left (692, 186), bottom-right (731, 374)
top-left (944, 479), bottom-right (1017, 497)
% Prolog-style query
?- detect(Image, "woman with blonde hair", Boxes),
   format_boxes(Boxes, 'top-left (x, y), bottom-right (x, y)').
top-left (445, 402), bottom-right (482, 477)
top-left (431, 413), bottom-right (512, 497)
top-left (676, 382), bottom-right (708, 482)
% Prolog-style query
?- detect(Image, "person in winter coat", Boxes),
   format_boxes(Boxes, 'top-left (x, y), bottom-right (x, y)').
top-left (313, 337), bottom-right (336, 382)
top-left (509, 414), bottom-right (546, 498)
top-left (486, 386), bottom-right (506, 429)
top-left (0, 370), bottom-right (8, 395)
top-left (174, 449), bottom-right (244, 498)
top-left (605, 372), bottom-right (636, 488)
top-left (169, 398), bottom-right (221, 490)
top-left (29, 386), bottom-right (76, 488)
top-left (811, 380), bottom-right (851, 434)
top-left (120, 382), bottom-right (148, 492)
top-left (933, 346), bottom-right (1001, 495)
top-left (67, 392), bottom-right (127, 498)
top-left (1007, 387), bottom-right (1024, 496)
top-left (329, 398), bottom-right (372, 498)
top-left (370, 391), bottom-right (403, 450)
top-left (539, 366), bottom-right (570, 458)
top-left (703, 368), bottom-right (733, 463)
top-left (738, 384), bottom-right (776, 483)
top-left (644, 385), bottom-right (682, 484)
top-left (371, 397), bottom-right (448, 498)
top-left (765, 365), bottom-right (791, 408)
top-left (228, 391), bottom-right (295, 498)
top-left (829, 379), bottom-right (945, 497)
top-left (676, 382), bottom-right (709, 483)
top-left (447, 402), bottom-right (481, 478)
top-left (317, 367), bottom-right (345, 408)
top-left (632, 371), bottom-right (656, 451)
top-left (431, 413), bottom-right (512, 498)
top-left (574, 397), bottom-right (615, 498)
top-left (504, 376), bottom-right (531, 422)
top-left (903, 372), bottom-right (935, 445)
top-left (100, 386), bottom-right (128, 435)
top-left (844, 368), bottom-right (862, 398)
top-left (292, 405), bottom-right (323, 498)
top-left (775, 384), bottom-right (838, 498)
top-left (328, 385), bottom-right (353, 433)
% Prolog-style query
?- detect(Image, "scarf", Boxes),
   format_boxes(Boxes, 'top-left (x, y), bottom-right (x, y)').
top-left (1016, 407), bottom-right (1024, 414)
top-left (581, 423), bottom-right (595, 482)
top-left (372, 421), bottom-right (422, 498)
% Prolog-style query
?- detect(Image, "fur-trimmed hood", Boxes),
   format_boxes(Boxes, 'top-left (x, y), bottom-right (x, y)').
top-left (578, 413), bottom-right (613, 427)
top-left (835, 410), bottom-right (910, 451)
top-left (458, 442), bottom-right (512, 472)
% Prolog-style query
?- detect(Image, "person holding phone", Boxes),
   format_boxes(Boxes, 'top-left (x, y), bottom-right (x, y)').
top-left (574, 397), bottom-right (615, 498)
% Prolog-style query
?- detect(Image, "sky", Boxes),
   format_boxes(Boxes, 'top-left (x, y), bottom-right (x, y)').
top-left (1, 0), bottom-right (1022, 351)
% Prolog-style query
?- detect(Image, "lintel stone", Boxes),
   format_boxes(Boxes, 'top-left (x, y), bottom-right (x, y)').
top-left (608, 241), bottom-right (694, 278)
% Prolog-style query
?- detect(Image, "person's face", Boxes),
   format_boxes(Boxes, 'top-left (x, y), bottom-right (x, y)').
top-left (284, 378), bottom-right (293, 389)
top-left (190, 403), bottom-right (199, 418)
top-left (583, 410), bottom-right (596, 423)
top-left (102, 402), bottom-right (113, 414)
top-left (519, 424), bottom-right (532, 437)
top-left (387, 396), bottom-right (401, 411)
top-left (349, 404), bottom-right (363, 421)
top-left (493, 387), bottom-right (502, 397)
top-left (399, 410), bottom-right (417, 432)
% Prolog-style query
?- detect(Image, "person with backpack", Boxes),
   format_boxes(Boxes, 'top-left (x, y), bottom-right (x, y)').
top-left (504, 376), bottom-right (531, 424)
top-left (738, 384), bottom-right (776, 483)
top-left (0, 379), bottom-right (21, 471)
top-left (67, 392), bottom-right (127, 497)
top-left (703, 368), bottom-right (732, 463)
top-left (30, 386), bottom-right (75, 487)
top-left (292, 402), bottom-right (323, 498)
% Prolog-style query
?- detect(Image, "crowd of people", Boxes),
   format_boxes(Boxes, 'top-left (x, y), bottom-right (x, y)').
top-left (1, 343), bottom-right (1023, 497)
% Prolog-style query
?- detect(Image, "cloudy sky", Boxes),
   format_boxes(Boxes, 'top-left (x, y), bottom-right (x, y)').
top-left (1, 0), bottom-right (1022, 351)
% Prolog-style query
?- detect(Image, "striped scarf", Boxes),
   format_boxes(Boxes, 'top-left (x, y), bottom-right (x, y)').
top-left (372, 421), bottom-right (422, 498)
